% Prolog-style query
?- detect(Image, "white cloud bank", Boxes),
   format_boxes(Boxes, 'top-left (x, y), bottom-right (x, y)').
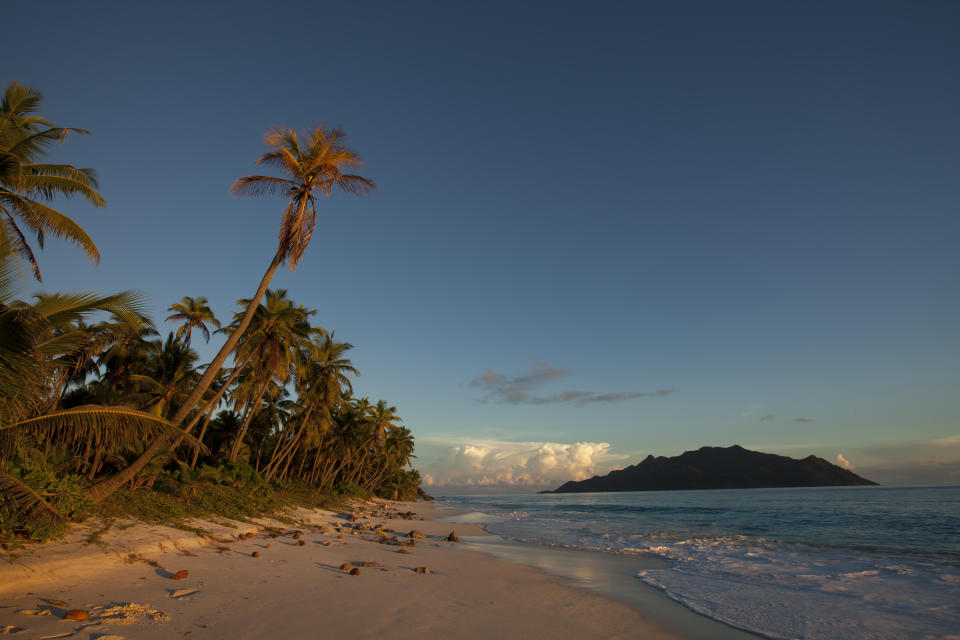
top-left (420, 439), bottom-right (626, 488)
top-left (835, 453), bottom-right (854, 469)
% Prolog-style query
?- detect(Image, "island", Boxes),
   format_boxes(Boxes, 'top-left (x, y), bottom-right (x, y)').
top-left (546, 445), bottom-right (876, 493)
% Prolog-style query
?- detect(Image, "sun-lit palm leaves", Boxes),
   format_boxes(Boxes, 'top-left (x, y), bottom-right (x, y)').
top-left (166, 296), bottom-right (220, 345)
top-left (0, 81), bottom-right (104, 281)
top-left (0, 95), bottom-right (424, 521)
top-left (232, 125), bottom-right (375, 270)
top-left (87, 125), bottom-right (375, 502)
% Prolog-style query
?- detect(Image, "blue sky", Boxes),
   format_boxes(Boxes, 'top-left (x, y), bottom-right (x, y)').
top-left (5, 0), bottom-right (958, 488)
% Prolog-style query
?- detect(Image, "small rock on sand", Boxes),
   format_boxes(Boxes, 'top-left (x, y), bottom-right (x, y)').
top-left (339, 563), bottom-right (351, 571)
top-left (414, 566), bottom-right (431, 574)
top-left (296, 540), bottom-right (306, 546)
top-left (446, 531), bottom-right (459, 542)
top-left (64, 609), bottom-right (90, 620)
top-left (252, 551), bottom-right (260, 558)
top-left (170, 570), bottom-right (189, 580)
top-left (349, 568), bottom-right (361, 576)
top-left (408, 530), bottom-right (427, 539)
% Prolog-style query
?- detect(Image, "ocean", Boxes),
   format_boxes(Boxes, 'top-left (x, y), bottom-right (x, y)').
top-left (436, 485), bottom-right (960, 640)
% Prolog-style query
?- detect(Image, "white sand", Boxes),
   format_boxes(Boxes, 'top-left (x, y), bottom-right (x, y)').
top-left (0, 500), bottom-right (682, 639)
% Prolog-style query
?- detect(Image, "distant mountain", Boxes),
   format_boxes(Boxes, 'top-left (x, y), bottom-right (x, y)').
top-left (548, 445), bottom-right (876, 493)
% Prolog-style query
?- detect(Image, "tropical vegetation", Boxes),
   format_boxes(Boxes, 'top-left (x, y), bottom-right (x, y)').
top-left (0, 81), bottom-right (421, 546)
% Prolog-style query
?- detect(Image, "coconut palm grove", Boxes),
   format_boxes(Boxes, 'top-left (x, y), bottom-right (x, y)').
top-left (1, 80), bottom-right (421, 543)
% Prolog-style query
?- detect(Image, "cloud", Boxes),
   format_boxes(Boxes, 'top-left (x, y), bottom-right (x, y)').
top-left (835, 453), bottom-right (854, 469)
top-left (470, 363), bottom-right (570, 404)
top-left (760, 414), bottom-right (775, 421)
top-left (930, 435), bottom-right (960, 447)
top-left (794, 417), bottom-right (814, 423)
top-left (420, 438), bottom-right (628, 488)
top-left (469, 364), bottom-right (672, 406)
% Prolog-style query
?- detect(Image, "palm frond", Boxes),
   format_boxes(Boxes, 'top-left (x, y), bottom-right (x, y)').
top-left (231, 175), bottom-right (295, 198)
top-left (0, 471), bottom-right (64, 530)
top-left (1, 406), bottom-right (207, 453)
top-left (2, 214), bottom-right (42, 280)
top-left (1, 194), bottom-right (100, 263)
top-left (17, 173), bottom-right (105, 207)
top-left (333, 174), bottom-right (376, 196)
top-left (27, 290), bottom-right (148, 329)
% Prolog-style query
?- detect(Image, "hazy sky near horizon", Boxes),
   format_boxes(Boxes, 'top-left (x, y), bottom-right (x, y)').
top-left (5, 0), bottom-right (958, 488)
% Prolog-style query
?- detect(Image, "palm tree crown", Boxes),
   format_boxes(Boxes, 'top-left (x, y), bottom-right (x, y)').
top-left (232, 125), bottom-right (375, 269)
top-left (0, 81), bottom-right (104, 281)
top-left (166, 296), bottom-right (220, 344)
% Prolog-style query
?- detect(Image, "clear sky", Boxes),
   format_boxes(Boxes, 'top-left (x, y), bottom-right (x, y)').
top-left (5, 0), bottom-right (958, 489)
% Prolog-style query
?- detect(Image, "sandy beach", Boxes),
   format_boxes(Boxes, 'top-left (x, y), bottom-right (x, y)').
top-left (0, 500), bottom-right (692, 639)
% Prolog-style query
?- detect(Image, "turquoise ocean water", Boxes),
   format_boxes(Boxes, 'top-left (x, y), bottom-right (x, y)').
top-left (438, 486), bottom-right (960, 640)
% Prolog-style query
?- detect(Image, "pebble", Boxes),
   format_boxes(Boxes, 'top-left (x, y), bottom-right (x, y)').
top-left (64, 609), bottom-right (90, 621)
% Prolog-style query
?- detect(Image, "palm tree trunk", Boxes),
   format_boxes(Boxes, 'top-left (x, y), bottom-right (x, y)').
top-left (230, 379), bottom-right (269, 462)
top-left (264, 408), bottom-right (311, 481)
top-left (86, 247), bottom-right (285, 502)
top-left (188, 354), bottom-right (253, 469)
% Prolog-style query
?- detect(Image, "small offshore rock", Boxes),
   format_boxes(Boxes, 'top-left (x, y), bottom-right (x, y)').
top-left (414, 566), bottom-right (431, 574)
top-left (349, 568), bottom-right (361, 576)
top-left (64, 609), bottom-right (90, 621)
top-left (170, 570), bottom-right (189, 580)
top-left (446, 531), bottom-right (459, 542)
top-left (338, 563), bottom-right (351, 571)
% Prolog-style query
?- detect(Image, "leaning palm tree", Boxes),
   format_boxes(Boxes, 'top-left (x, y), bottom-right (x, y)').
top-left (0, 81), bottom-right (104, 281)
top-left (86, 125), bottom-right (374, 501)
top-left (166, 296), bottom-right (220, 345)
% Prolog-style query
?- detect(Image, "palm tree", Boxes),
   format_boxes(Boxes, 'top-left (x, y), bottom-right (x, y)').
top-left (224, 289), bottom-right (313, 462)
top-left (0, 81), bottom-right (104, 281)
top-left (166, 296), bottom-right (220, 345)
top-left (87, 124), bottom-right (374, 502)
top-left (262, 334), bottom-right (357, 482)
top-left (129, 333), bottom-right (201, 419)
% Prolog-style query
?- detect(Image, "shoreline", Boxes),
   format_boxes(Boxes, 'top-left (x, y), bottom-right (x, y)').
top-left (432, 506), bottom-right (762, 640)
top-left (1, 500), bottom-right (690, 639)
